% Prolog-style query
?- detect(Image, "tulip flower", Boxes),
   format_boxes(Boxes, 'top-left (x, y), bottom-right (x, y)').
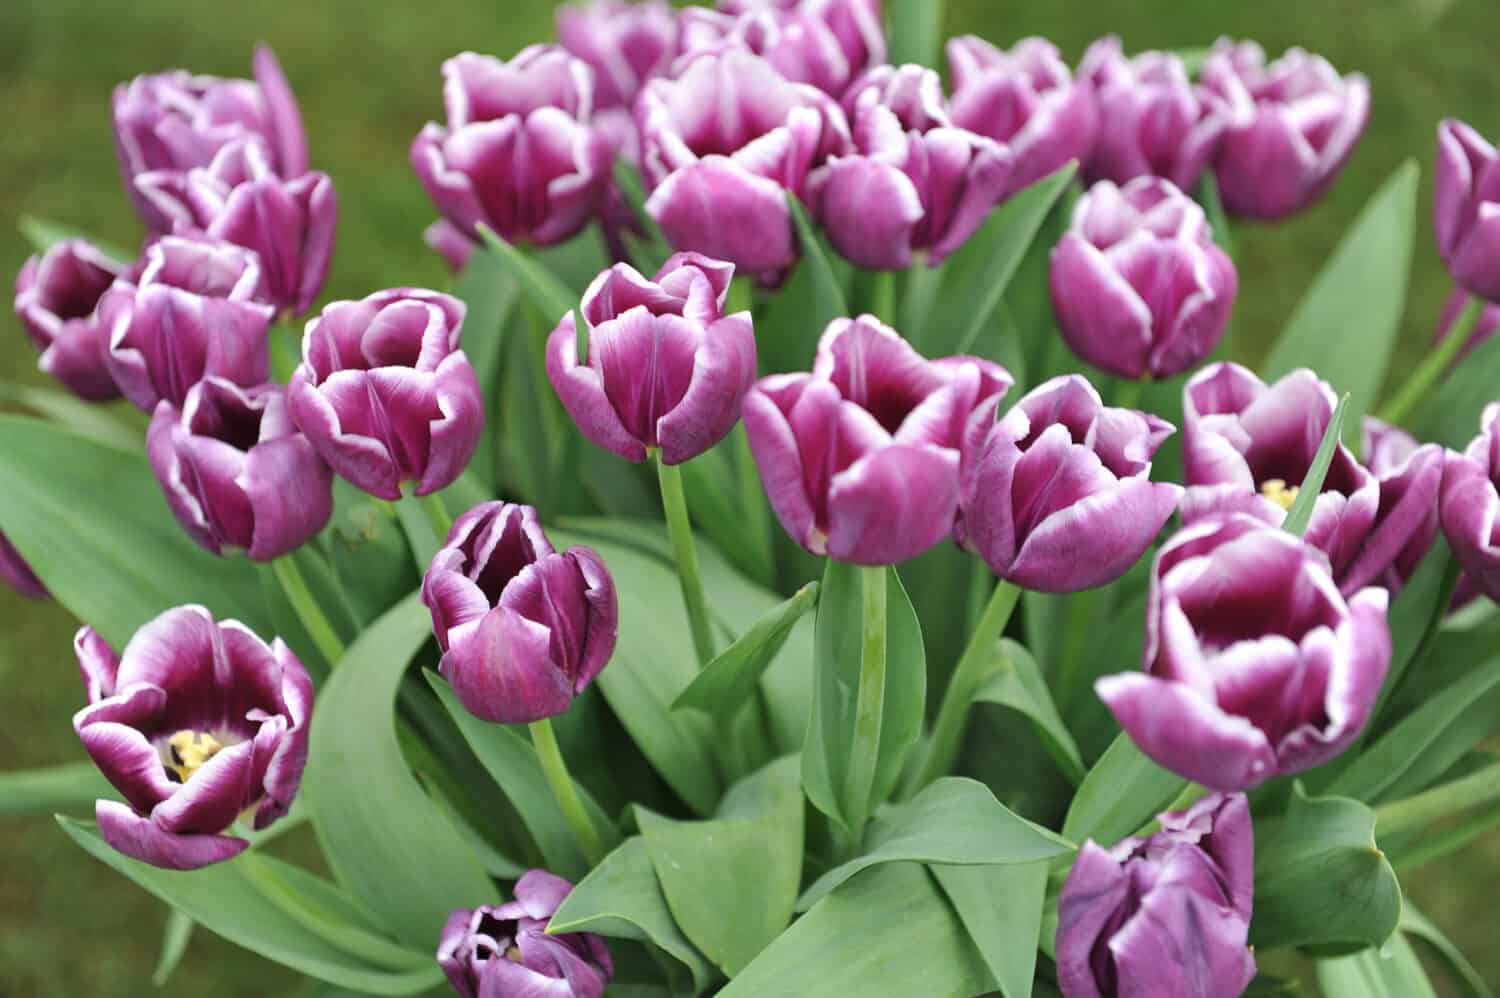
top-left (0, 531), bottom-right (48, 600)
top-left (1435, 119), bottom-right (1500, 302)
top-left (287, 288), bottom-right (483, 500)
top-left (14, 239), bottom-right (126, 401)
top-left (74, 606), bottom-right (312, 869)
top-left (1340, 418), bottom-right (1443, 595)
top-left (148, 378), bottom-right (333, 562)
top-left (956, 375), bottom-right (1183, 593)
top-left (101, 236), bottom-right (274, 412)
top-left (424, 219), bottom-right (477, 274)
top-left (439, 870), bottom-right (613, 998)
top-left (743, 315), bottom-right (1011, 565)
top-left (1435, 291), bottom-right (1500, 362)
top-left (557, 0), bottom-right (679, 113)
top-left (677, 0), bottom-right (885, 99)
top-left (946, 36), bottom-right (1097, 196)
top-left (1201, 40), bottom-right (1369, 220)
top-left (113, 46), bottom-right (308, 231)
top-left (1078, 36), bottom-right (1229, 191)
top-left (807, 64), bottom-right (1013, 270)
top-left (422, 502), bottom-right (617, 724)
top-left (1058, 793), bottom-right (1256, 998)
top-left (1051, 178), bottom-right (1237, 380)
top-left (1098, 514), bottom-right (1391, 790)
top-left (546, 253), bottom-right (756, 464)
top-left (1440, 404), bottom-right (1500, 604)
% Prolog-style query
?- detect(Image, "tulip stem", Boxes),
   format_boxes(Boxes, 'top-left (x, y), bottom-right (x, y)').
top-left (869, 269), bottom-right (896, 325)
top-left (656, 456), bottom-right (717, 666)
top-left (529, 718), bottom-right (605, 866)
top-left (271, 555), bottom-right (346, 667)
top-left (845, 565), bottom-right (889, 844)
top-left (1380, 295), bottom-right (1483, 427)
top-left (1112, 378), bottom-right (1144, 412)
top-left (419, 492), bottom-right (453, 542)
top-left (1375, 759), bottom-right (1500, 841)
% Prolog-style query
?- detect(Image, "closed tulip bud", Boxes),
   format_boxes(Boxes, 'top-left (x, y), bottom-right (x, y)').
top-left (1440, 404), bottom-right (1500, 604)
top-left (1058, 793), bottom-right (1256, 998)
top-left (287, 289), bottom-right (483, 500)
top-left (743, 315), bottom-right (1010, 565)
top-left (1098, 514), bottom-right (1390, 790)
top-left (1435, 120), bottom-right (1500, 302)
top-left (547, 253), bottom-right (756, 464)
top-left (205, 167), bottom-right (336, 317)
top-left (73, 606), bottom-right (313, 869)
top-left (1341, 417), bottom-right (1443, 595)
top-left (679, 0), bottom-right (885, 99)
top-left (14, 239), bottom-right (125, 401)
top-left (148, 378), bottom-right (333, 561)
top-left (1051, 178), bottom-right (1237, 380)
top-left (947, 36), bottom-right (1097, 196)
top-left (422, 503), bottom-right (617, 724)
top-left (1201, 40), bottom-right (1369, 220)
top-left (1435, 291), bottom-right (1500, 362)
top-left (0, 531), bottom-right (48, 600)
top-left (956, 375), bottom-right (1183, 593)
top-left (439, 870), bottom-right (613, 998)
top-left (557, 1), bottom-right (679, 112)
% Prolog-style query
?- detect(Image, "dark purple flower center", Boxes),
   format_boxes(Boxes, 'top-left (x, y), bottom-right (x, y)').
top-left (465, 511), bottom-right (546, 605)
top-left (187, 382), bottom-right (267, 452)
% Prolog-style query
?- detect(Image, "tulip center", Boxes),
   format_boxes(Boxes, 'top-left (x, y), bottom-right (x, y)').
top-left (505, 945), bottom-right (523, 964)
top-left (1259, 478), bottom-right (1299, 512)
top-left (163, 729), bottom-right (226, 783)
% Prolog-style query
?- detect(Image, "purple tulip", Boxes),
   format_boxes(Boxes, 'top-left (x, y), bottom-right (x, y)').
top-left (1435, 291), bottom-right (1500, 362)
top-left (1340, 417), bottom-right (1443, 595)
top-left (287, 288), bottom-right (482, 500)
top-left (1078, 36), bottom-right (1230, 191)
top-left (955, 375), bottom-right (1183, 593)
top-left (438, 870), bottom-right (613, 998)
top-left (1201, 40), bottom-right (1370, 221)
top-left (807, 64), bottom-right (1013, 271)
top-left (557, 0), bottom-right (679, 112)
top-left (1181, 363), bottom-right (1381, 587)
top-left (101, 236), bottom-right (274, 412)
top-left (113, 46), bottom-right (308, 231)
top-left (422, 503), bottom-right (617, 724)
top-left (637, 48), bottom-right (850, 280)
top-left (1441, 404), bottom-right (1500, 604)
top-left (0, 531), bottom-right (48, 600)
top-left (147, 378), bottom-right (333, 562)
top-left (1057, 793), bottom-right (1256, 998)
top-left (1051, 178), bottom-right (1237, 380)
top-left (73, 606), bottom-right (312, 869)
top-left (1098, 514), bottom-right (1391, 790)
top-left (424, 219), bottom-right (477, 274)
top-left (546, 253), bottom-right (756, 464)
top-left (678, 0), bottom-right (885, 99)
top-left (1434, 119), bottom-right (1500, 302)
top-left (946, 36), bottom-right (1097, 196)
top-left (411, 47), bottom-right (614, 250)
top-left (14, 239), bottom-right (126, 401)
top-left (743, 315), bottom-right (1011, 565)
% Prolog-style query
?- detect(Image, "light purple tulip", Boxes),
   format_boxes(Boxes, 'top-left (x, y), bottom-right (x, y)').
top-left (422, 503), bottom-right (617, 724)
top-left (743, 315), bottom-right (1011, 565)
top-left (1201, 39), bottom-right (1370, 220)
top-left (1440, 404), bottom-right (1500, 604)
top-left (287, 288), bottom-right (482, 500)
top-left (113, 46), bottom-right (308, 231)
top-left (147, 378), bottom-right (333, 562)
top-left (73, 606), bottom-right (312, 869)
top-left (946, 36), bottom-right (1097, 196)
top-left (557, 0), bottom-right (679, 112)
top-left (1098, 514), bottom-right (1391, 790)
top-left (807, 64), bottom-right (1013, 271)
top-left (1057, 793), bottom-right (1256, 998)
top-left (637, 47), bottom-right (851, 280)
top-left (679, 0), bottom-right (885, 99)
top-left (0, 531), bottom-right (48, 600)
top-left (955, 375), bottom-right (1183, 593)
top-left (101, 236), bottom-right (274, 412)
top-left (1434, 120), bottom-right (1500, 302)
top-left (14, 239), bottom-right (126, 401)
top-left (1435, 291), bottom-right (1500, 362)
top-left (424, 219), bottom-right (478, 274)
top-left (438, 870), bottom-right (613, 998)
top-left (1341, 417), bottom-right (1443, 595)
top-left (1051, 178), bottom-right (1237, 380)
top-left (546, 253), bottom-right (756, 464)
top-left (1079, 36), bottom-right (1230, 191)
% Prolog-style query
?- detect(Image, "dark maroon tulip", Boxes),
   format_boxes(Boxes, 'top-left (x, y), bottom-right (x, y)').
top-left (14, 239), bottom-right (125, 401)
top-left (422, 503), bottom-right (617, 724)
top-left (0, 531), bottom-right (48, 600)
top-left (287, 288), bottom-right (483, 500)
top-left (557, 0), bottom-right (679, 112)
top-left (1341, 417), bottom-right (1443, 596)
top-left (439, 870), bottom-right (613, 998)
top-left (1434, 291), bottom-right (1500, 362)
top-left (679, 0), bottom-right (885, 99)
top-left (1098, 514), bottom-right (1391, 790)
top-left (74, 607), bottom-right (312, 869)
top-left (1435, 119), bottom-right (1500, 302)
top-left (1058, 793), bottom-right (1256, 998)
top-left (1441, 404), bottom-right (1500, 604)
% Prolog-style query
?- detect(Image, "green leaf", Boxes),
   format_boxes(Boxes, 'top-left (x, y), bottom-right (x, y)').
top-left (18, 214), bottom-right (131, 261)
top-left (1196, 173), bottom-right (1235, 258)
top-left (1251, 784), bottom-right (1402, 950)
top-left (499, 311), bottom-right (565, 508)
top-left (1415, 313), bottom-right (1500, 446)
top-left (672, 582), bottom-right (819, 718)
top-left (0, 381), bottom-right (143, 451)
top-left (0, 416), bottom-right (274, 647)
top-left (1282, 392), bottom-right (1350, 536)
top-left (326, 481), bottom-right (419, 628)
top-left (304, 594), bottom-right (493, 947)
top-left (637, 757), bottom-right (803, 976)
top-left (974, 639), bottom-right (1087, 785)
top-left (679, 429), bottom-right (776, 587)
top-left (886, 0), bottom-right (942, 67)
top-left (798, 777), bottom-right (1071, 909)
top-left (786, 192), bottom-right (850, 327)
top-left (1317, 934), bottom-right (1436, 998)
top-left (476, 224), bottom-right (578, 322)
top-left (932, 860), bottom-right (1048, 998)
top-left (1370, 538), bottom-right (1460, 722)
top-left (152, 909), bottom-right (195, 986)
top-left (1262, 161), bottom-right (1418, 440)
top-left (453, 244), bottom-right (520, 488)
top-left (1062, 732), bottom-right (1187, 847)
top-left (0, 760), bottom-right (116, 817)
top-left (612, 162), bottom-right (671, 274)
top-left (1401, 904), bottom-right (1495, 998)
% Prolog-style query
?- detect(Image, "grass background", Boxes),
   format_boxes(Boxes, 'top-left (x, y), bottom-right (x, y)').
top-left (1, 0), bottom-right (1496, 993)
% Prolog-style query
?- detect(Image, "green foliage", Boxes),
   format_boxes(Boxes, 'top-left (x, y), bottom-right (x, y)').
top-left (673, 581), bottom-right (819, 718)
top-left (1282, 392), bottom-right (1349, 536)
top-left (1062, 732), bottom-right (1186, 847)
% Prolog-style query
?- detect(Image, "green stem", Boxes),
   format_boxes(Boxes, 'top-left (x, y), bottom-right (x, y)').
top-left (272, 556), bottom-right (346, 666)
top-left (845, 565), bottom-right (889, 844)
top-left (900, 258), bottom-right (944, 347)
top-left (1112, 377), bottom-right (1144, 412)
top-left (1375, 759), bottom-right (1500, 840)
top-left (657, 456), bottom-right (717, 666)
top-left (1054, 585), bottom-right (1106, 714)
top-left (869, 269), bottom-right (896, 324)
top-left (529, 718), bottom-right (605, 866)
top-left (1381, 295), bottom-right (1483, 426)
top-left (420, 492), bottom-right (453, 542)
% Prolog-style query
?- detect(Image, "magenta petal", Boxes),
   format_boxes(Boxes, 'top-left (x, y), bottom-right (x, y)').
top-left (546, 312), bottom-right (649, 463)
top-left (242, 434), bottom-right (334, 560)
top-left (514, 869), bottom-right (575, 918)
top-left (75, 626), bottom-right (121, 703)
top-left (95, 799), bottom-right (247, 871)
top-left (441, 606), bottom-right (573, 724)
top-left (1051, 234), bottom-right (1153, 379)
top-left (809, 155), bottom-right (923, 271)
top-left (77, 716), bottom-right (176, 813)
top-left (657, 312), bottom-right (757, 465)
top-left (566, 546), bottom-right (618, 693)
top-left (416, 350), bottom-right (484, 496)
top-left (1055, 841), bottom-right (1129, 998)
top-left (1011, 480), bottom-right (1183, 593)
top-left (645, 158), bottom-right (797, 278)
top-left (743, 376), bottom-right (827, 554)
top-left (825, 443), bottom-right (959, 565)
top-left (150, 738), bottom-right (257, 834)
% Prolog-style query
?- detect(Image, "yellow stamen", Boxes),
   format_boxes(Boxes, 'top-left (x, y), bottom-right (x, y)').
top-left (505, 945), bottom-right (524, 964)
top-left (1260, 478), bottom-right (1299, 512)
top-left (166, 729), bottom-right (225, 783)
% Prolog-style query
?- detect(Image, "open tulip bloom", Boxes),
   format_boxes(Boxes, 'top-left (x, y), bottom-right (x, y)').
top-left (14, 17), bottom-right (1500, 998)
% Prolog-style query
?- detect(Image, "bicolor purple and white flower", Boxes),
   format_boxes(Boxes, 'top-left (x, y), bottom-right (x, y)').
top-left (14, 239), bottom-right (126, 401)
top-left (678, 0), bottom-right (885, 99)
top-left (1342, 417), bottom-right (1443, 595)
top-left (1441, 403), bottom-right (1500, 604)
top-left (1434, 119), bottom-right (1500, 302)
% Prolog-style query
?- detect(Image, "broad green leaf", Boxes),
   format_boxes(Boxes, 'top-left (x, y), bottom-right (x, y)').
top-left (1371, 539), bottom-right (1460, 722)
top-left (887, 0), bottom-right (942, 67)
top-left (1317, 934), bottom-right (1437, 998)
top-left (453, 245), bottom-right (520, 488)
top-left (1196, 173), bottom-right (1235, 258)
top-left (259, 545), bottom-right (361, 676)
top-left (1282, 393), bottom-right (1350, 536)
top-left (501, 311), bottom-right (566, 509)
top-left (1416, 315), bottom-right (1500, 446)
top-left (1401, 904), bottom-right (1494, 998)
top-left (673, 582), bottom-right (819, 718)
top-left (1251, 784), bottom-right (1402, 950)
top-left (612, 162), bottom-right (671, 274)
top-left (0, 381), bottom-right (142, 451)
top-left (974, 639), bottom-right (1086, 784)
top-left (798, 777), bottom-right (1071, 909)
top-left (304, 594), bottom-right (493, 946)
top-left (1062, 733), bottom-right (1187, 847)
top-left (932, 860), bottom-right (1048, 998)
top-left (0, 416), bottom-right (274, 647)
top-left (152, 909), bottom-right (194, 986)
top-left (0, 760), bottom-right (116, 817)
top-left (325, 481), bottom-right (419, 628)
top-left (1263, 162), bottom-right (1417, 441)
top-left (18, 214), bottom-right (131, 261)
top-left (787, 192), bottom-right (850, 328)
top-left (476, 225), bottom-right (577, 321)
top-left (638, 757), bottom-right (803, 976)
top-left (680, 429), bottom-right (775, 587)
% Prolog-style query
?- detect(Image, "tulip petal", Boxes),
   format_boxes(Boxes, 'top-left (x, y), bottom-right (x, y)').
top-left (77, 715), bottom-right (176, 813)
top-left (825, 443), bottom-right (959, 565)
top-left (96, 799), bottom-right (247, 871)
top-left (441, 606), bottom-right (573, 724)
top-left (658, 312), bottom-right (757, 465)
top-left (1051, 234), bottom-right (1153, 379)
top-left (1011, 479), bottom-right (1183, 592)
top-left (243, 434), bottom-right (335, 561)
top-left (546, 312), bottom-right (649, 463)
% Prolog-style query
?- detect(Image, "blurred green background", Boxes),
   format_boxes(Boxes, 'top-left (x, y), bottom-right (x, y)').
top-left (1, 0), bottom-right (1496, 994)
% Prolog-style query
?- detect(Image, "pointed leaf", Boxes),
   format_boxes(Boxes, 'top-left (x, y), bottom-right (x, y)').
top-left (974, 639), bottom-right (1086, 784)
top-left (1283, 393), bottom-right (1350, 536)
top-left (887, 0), bottom-right (943, 67)
top-left (1401, 904), bottom-right (1494, 998)
top-left (476, 224), bottom-right (578, 322)
top-left (1062, 732), bottom-right (1187, 846)
top-left (152, 909), bottom-right (195, 986)
top-left (1317, 934), bottom-right (1436, 998)
top-left (787, 192), bottom-right (849, 327)
top-left (453, 245), bottom-right (520, 488)
top-left (1416, 315), bottom-right (1500, 446)
top-left (0, 760), bottom-right (116, 818)
top-left (673, 582), bottom-right (819, 717)
top-left (932, 860), bottom-right (1048, 998)
top-left (19, 214), bottom-right (131, 261)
